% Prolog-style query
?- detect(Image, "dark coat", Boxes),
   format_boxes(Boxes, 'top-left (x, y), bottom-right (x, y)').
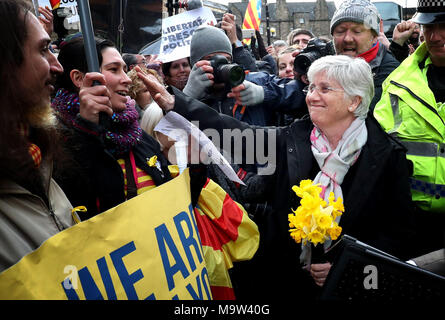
top-left (171, 87), bottom-right (416, 299)
top-left (369, 43), bottom-right (400, 111)
top-left (53, 116), bottom-right (172, 220)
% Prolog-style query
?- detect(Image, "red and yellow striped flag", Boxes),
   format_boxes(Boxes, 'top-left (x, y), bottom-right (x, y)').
top-left (194, 178), bottom-right (259, 300)
top-left (242, 0), bottom-right (262, 45)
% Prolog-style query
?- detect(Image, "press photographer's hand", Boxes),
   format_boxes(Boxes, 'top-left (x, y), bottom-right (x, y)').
top-left (228, 80), bottom-right (264, 106)
top-left (182, 60), bottom-right (214, 100)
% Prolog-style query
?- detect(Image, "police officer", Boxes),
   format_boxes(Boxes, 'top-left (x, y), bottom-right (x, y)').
top-left (374, 0), bottom-right (445, 257)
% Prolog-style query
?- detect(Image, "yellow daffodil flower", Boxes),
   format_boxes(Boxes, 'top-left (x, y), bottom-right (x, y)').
top-left (292, 179), bottom-right (322, 199)
top-left (328, 192), bottom-right (344, 219)
top-left (289, 180), bottom-right (345, 246)
top-left (290, 228), bottom-right (306, 243)
top-left (327, 224), bottom-right (342, 240)
top-left (308, 229), bottom-right (325, 245)
top-left (147, 155), bottom-right (158, 167)
top-left (315, 208), bottom-right (333, 229)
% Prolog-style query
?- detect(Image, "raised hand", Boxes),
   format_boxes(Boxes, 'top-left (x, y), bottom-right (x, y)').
top-left (393, 20), bottom-right (418, 47)
top-left (135, 66), bottom-right (175, 112)
top-left (79, 73), bottom-right (113, 124)
top-left (38, 6), bottom-right (54, 36)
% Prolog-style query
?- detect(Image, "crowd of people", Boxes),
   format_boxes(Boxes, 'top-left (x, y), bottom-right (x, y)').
top-left (0, 0), bottom-right (444, 300)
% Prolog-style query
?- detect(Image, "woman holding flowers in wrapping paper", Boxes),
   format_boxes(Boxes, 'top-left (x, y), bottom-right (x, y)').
top-left (284, 55), bottom-right (415, 289)
top-left (138, 53), bottom-right (418, 299)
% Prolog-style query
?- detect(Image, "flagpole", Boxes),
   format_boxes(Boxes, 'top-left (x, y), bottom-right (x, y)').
top-left (166, 0), bottom-right (173, 16)
top-left (77, 0), bottom-right (99, 72)
top-left (77, 0), bottom-right (111, 129)
top-left (265, 0), bottom-right (271, 46)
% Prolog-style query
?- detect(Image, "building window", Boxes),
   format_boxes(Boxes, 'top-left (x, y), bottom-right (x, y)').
top-left (299, 18), bottom-right (305, 24)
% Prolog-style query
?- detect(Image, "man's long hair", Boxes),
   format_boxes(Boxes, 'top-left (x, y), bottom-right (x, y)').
top-left (0, 0), bottom-right (59, 194)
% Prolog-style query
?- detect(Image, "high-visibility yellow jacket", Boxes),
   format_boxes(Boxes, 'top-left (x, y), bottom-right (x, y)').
top-left (374, 42), bottom-right (445, 213)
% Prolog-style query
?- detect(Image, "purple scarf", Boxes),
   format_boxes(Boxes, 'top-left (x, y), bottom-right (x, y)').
top-left (52, 88), bottom-right (143, 156)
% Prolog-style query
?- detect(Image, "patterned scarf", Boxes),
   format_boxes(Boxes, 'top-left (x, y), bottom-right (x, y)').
top-left (358, 41), bottom-right (379, 63)
top-left (52, 88), bottom-right (143, 156)
top-left (301, 118), bottom-right (367, 264)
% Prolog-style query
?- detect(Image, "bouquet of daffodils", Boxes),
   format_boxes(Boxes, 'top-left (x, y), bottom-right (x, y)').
top-left (288, 180), bottom-right (344, 247)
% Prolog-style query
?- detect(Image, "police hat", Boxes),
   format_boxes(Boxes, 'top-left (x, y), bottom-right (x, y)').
top-left (412, 0), bottom-right (445, 24)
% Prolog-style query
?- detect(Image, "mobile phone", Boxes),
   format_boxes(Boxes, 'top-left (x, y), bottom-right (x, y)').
top-left (242, 29), bottom-right (255, 40)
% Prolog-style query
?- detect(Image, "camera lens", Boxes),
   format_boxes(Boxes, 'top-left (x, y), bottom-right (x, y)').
top-left (293, 54), bottom-right (312, 75)
top-left (227, 65), bottom-right (245, 87)
top-left (293, 39), bottom-right (335, 75)
top-left (211, 55), bottom-right (245, 87)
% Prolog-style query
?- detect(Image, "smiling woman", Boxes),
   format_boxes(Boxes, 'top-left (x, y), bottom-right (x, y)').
top-left (141, 53), bottom-right (417, 299)
top-left (51, 36), bottom-right (172, 219)
top-left (98, 48), bottom-right (132, 112)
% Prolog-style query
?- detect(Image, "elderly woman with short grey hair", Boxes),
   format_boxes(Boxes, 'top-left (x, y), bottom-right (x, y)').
top-left (137, 54), bottom-right (416, 300)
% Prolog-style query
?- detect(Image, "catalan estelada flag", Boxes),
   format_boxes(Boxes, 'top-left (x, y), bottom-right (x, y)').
top-left (50, 0), bottom-right (61, 9)
top-left (242, 0), bottom-right (262, 45)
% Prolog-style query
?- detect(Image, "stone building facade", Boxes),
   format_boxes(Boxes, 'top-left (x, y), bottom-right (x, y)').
top-left (161, 0), bottom-right (335, 43)
top-left (229, 0), bottom-right (336, 44)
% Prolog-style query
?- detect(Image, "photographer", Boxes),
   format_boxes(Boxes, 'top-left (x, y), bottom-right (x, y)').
top-left (183, 25), bottom-right (266, 125)
top-left (236, 0), bottom-right (401, 116)
top-left (234, 38), bottom-right (336, 126)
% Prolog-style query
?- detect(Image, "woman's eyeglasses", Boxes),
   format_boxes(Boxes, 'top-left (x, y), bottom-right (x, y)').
top-left (303, 84), bottom-right (344, 95)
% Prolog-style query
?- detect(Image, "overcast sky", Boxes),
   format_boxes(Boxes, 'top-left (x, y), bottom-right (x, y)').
top-left (211, 0), bottom-right (419, 9)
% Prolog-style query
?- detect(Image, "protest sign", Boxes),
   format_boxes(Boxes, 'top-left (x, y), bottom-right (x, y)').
top-left (58, 0), bottom-right (78, 7)
top-left (35, 0), bottom-right (77, 9)
top-left (0, 170), bottom-right (211, 300)
top-left (159, 7), bottom-right (216, 63)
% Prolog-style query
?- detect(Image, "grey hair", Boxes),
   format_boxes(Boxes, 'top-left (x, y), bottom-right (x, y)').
top-left (306, 55), bottom-right (374, 119)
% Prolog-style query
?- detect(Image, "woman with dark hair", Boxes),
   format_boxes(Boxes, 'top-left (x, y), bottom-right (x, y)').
top-left (51, 37), bottom-right (259, 299)
top-left (0, 0), bottom-right (75, 272)
top-left (161, 57), bottom-right (191, 91)
top-left (51, 37), bottom-right (174, 220)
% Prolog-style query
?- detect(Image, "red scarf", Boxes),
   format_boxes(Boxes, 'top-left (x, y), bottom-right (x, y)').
top-left (358, 41), bottom-right (379, 63)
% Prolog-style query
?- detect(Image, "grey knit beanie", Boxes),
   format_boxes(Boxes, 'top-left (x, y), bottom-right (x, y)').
top-left (190, 25), bottom-right (232, 66)
top-left (330, 0), bottom-right (380, 35)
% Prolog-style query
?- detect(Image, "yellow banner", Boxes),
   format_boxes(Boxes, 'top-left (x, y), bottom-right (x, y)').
top-left (0, 169), bottom-right (211, 300)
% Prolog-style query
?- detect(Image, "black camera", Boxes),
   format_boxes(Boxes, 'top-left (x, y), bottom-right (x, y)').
top-left (293, 38), bottom-right (335, 75)
top-left (210, 55), bottom-right (245, 87)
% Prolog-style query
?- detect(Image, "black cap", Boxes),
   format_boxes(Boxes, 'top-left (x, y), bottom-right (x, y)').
top-left (412, 0), bottom-right (445, 24)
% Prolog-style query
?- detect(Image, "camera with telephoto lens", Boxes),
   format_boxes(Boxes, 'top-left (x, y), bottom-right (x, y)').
top-left (210, 55), bottom-right (245, 87)
top-left (293, 38), bottom-right (335, 75)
